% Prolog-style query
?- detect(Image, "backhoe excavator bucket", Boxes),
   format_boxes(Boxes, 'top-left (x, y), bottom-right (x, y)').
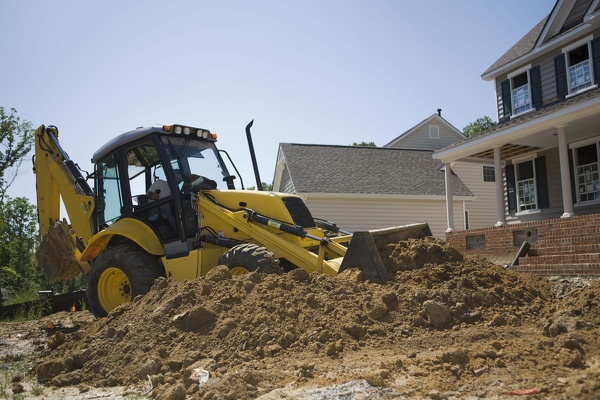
top-left (36, 219), bottom-right (90, 282)
top-left (338, 223), bottom-right (432, 281)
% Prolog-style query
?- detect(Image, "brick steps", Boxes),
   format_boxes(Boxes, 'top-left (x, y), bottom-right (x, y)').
top-left (510, 263), bottom-right (600, 276)
top-left (529, 243), bottom-right (600, 256)
top-left (520, 253), bottom-right (600, 264)
top-left (517, 227), bottom-right (600, 274)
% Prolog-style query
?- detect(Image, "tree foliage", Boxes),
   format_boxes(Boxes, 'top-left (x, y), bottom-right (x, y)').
top-left (0, 107), bottom-right (34, 202)
top-left (0, 196), bottom-right (42, 300)
top-left (462, 116), bottom-right (497, 138)
top-left (247, 182), bottom-right (273, 191)
top-left (352, 141), bottom-right (377, 147)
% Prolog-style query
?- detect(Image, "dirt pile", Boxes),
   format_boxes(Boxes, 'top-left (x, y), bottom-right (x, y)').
top-left (24, 238), bottom-right (600, 399)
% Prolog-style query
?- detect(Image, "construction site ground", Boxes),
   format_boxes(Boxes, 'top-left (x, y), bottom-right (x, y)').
top-left (1, 237), bottom-right (599, 399)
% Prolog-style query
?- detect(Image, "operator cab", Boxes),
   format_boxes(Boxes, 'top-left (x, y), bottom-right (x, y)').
top-left (92, 124), bottom-right (236, 255)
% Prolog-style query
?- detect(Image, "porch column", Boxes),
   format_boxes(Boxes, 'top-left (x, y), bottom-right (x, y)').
top-left (444, 162), bottom-right (455, 233)
top-left (557, 126), bottom-right (574, 218)
top-left (494, 146), bottom-right (506, 226)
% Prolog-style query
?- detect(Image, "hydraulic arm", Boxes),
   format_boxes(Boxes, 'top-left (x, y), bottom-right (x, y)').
top-left (33, 125), bottom-right (96, 280)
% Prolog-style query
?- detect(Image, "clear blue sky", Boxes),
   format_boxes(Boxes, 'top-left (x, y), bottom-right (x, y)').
top-left (1, 0), bottom-right (554, 203)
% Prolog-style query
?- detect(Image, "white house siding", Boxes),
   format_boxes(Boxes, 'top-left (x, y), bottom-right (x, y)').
top-left (450, 161), bottom-right (498, 229)
top-left (388, 124), bottom-right (460, 151)
top-left (301, 195), bottom-right (465, 239)
top-left (278, 166), bottom-right (295, 194)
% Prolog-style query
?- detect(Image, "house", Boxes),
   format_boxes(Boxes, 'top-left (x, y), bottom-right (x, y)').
top-left (272, 115), bottom-right (474, 239)
top-left (432, 0), bottom-right (600, 275)
top-left (384, 110), bottom-right (499, 232)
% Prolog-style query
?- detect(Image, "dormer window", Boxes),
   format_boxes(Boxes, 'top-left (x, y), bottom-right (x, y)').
top-left (567, 44), bottom-right (592, 93)
top-left (511, 71), bottom-right (531, 115)
top-left (500, 65), bottom-right (541, 120)
top-left (555, 36), bottom-right (598, 98)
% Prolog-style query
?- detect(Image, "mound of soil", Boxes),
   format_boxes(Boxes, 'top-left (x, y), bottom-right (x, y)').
top-left (8, 238), bottom-right (600, 399)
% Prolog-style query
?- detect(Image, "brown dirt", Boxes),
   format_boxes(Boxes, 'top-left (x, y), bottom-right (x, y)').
top-left (2, 237), bottom-right (600, 399)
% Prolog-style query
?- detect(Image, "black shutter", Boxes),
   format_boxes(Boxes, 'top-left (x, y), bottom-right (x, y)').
top-left (506, 164), bottom-right (517, 214)
top-left (530, 65), bottom-right (542, 108)
top-left (554, 54), bottom-right (568, 98)
top-left (591, 37), bottom-right (600, 84)
top-left (501, 79), bottom-right (512, 118)
top-left (568, 149), bottom-right (577, 204)
top-left (535, 156), bottom-right (549, 209)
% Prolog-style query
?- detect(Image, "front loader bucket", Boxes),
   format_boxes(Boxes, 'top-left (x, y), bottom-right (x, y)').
top-left (369, 222), bottom-right (432, 251)
top-left (338, 223), bottom-right (432, 281)
top-left (339, 231), bottom-right (387, 281)
top-left (36, 219), bottom-right (89, 281)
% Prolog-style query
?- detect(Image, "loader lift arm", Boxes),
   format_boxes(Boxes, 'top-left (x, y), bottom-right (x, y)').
top-left (33, 125), bottom-right (96, 280)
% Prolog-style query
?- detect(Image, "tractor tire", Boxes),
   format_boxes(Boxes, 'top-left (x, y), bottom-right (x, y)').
top-left (218, 243), bottom-right (283, 275)
top-left (87, 242), bottom-right (165, 317)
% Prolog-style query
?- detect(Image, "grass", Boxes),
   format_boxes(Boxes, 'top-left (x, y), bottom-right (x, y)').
top-left (1, 289), bottom-right (50, 322)
top-left (0, 360), bottom-right (45, 399)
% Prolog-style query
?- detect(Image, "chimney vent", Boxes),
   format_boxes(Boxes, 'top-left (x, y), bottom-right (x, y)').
top-left (437, 108), bottom-right (442, 116)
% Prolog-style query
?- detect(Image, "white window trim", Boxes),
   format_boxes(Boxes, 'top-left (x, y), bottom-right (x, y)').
top-left (512, 153), bottom-right (537, 165)
top-left (507, 64), bottom-right (532, 79)
top-left (429, 125), bottom-right (439, 139)
top-left (562, 35), bottom-right (593, 53)
top-left (570, 136), bottom-right (600, 149)
top-left (566, 84), bottom-right (599, 99)
top-left (571, 140), bottom-right (600, 206)
top-left (512, 154), bottom-right (538, 213)
top-left (508, 64), bottom-right (533, 117)
top-left (482, 165), bottom-right (495, 182)
top-left (562, 35), bottom-right (595, 96)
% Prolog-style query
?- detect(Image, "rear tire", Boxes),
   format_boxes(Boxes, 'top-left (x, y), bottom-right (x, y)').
top-left (87, 241), bottom-right (164, 317)
top-left (218, 243), bottom-right (283, 275)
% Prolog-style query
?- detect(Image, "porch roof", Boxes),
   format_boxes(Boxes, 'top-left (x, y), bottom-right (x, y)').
top-left (433, 87), bottom-right (600, 163)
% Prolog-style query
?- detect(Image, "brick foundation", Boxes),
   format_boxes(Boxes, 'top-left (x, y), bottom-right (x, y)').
top-left (445, 214), bottom-right (600, 276)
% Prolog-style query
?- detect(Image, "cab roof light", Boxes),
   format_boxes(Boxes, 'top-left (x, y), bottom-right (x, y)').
top-left (163, 125), bottom-right (172, 132)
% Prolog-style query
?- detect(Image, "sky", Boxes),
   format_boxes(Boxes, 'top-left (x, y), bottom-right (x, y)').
top-left (1, 0), bottom-right (555, 205)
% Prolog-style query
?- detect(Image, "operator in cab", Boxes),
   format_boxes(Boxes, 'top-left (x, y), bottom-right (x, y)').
top-left (147, 169), bottom-right (183, 201)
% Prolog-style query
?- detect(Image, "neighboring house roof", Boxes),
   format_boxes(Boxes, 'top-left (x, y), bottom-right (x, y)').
top-left (383, 112), bottom-right (465, 148)
top-left (278, 143), bottom-right (472, 197)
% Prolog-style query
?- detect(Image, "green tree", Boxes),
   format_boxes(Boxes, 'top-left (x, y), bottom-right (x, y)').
top-left (352, 141), bottom-right (377, 147)
top-left (0, 196), bottom-right (41, 300)
top-left (247, 182), bottom-right (273, 191)
top-left (0, 107), bottom-right (34, 202)
top-left (463, 116), bottom-right (497, 138)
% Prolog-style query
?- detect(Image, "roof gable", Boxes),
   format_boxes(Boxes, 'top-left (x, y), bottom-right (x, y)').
top-left (383, 113), bottom-right (465, 149)
top-left (482, 0), bottom-right (600, 80)
top-left (277, 143), bottom-right (472, 197)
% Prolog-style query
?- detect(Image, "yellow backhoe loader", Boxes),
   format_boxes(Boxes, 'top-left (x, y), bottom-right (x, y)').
top-left (33, 123), bottom-right (431, 317)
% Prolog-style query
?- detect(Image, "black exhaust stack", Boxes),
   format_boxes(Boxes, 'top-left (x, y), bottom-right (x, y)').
top-left (246, 120), bottom-right (263, 191)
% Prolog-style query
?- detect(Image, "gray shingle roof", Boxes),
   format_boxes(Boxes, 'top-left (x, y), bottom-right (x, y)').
top-left (482, 15), bottom-right (549, 77)
top-left (279, 143), bottom-right (472, 197)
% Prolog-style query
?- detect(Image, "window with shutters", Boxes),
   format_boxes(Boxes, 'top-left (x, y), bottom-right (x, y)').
top-left (511, 71), bottom-right (531, 115)
top-left (559, 36), bottom-right (596, 96)
top-left (506, 156), bottom-right (548, 215)
top-left (501, 64), bottom-right (540, 120)
top-left (568, 44), bottom-right (592, 93)
top-left (572, 142), bottom-right (600, 203)
top-left (516, 160), bottom-right (537, 212)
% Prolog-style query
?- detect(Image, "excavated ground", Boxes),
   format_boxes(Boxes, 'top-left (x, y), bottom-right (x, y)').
top-left (2, 237), bottom-right (599, 399)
